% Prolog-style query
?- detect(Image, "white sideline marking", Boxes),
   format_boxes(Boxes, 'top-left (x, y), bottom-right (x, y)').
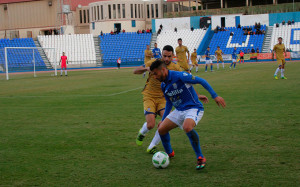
top-left (0, 86), bottom-right (144, 99)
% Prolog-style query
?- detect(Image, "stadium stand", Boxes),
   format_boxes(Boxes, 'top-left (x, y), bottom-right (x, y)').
top-left (38, 34), bottom-right (96, 66)
top-left (209, 25), bottom-right (266, 54)
top-left (0, 38), bottom-right (45, 71)
top-left (270, 22), bottom-right (300, 52)
top-left (99, 32), bottom-right (152, 65)
top-left (156, 29), bottom-right (207, 54)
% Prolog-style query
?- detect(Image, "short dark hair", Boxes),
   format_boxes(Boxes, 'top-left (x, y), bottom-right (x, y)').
top-left (178, 38), bottom-right (182, 41)
top-left (162, 45), bottom-right (174, 53)
top-left (150, 59), bottom-right (165, 71)
top-left (217, 46), bottom-right (220, 48)
top-left (154, 43), bottom-right (157, 45)
top-left (278, 37), bottom-right (282, 39)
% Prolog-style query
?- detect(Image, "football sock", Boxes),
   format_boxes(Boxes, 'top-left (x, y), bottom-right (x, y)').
top-left (140, 122), bottom-right (149, 135)
top-left (60, 69), bottom-right (63, 75)
top-left (281, 68), bottom-right (285, 77)
top-left (65, 70), bottom-right (67, 75)
top-left (274, 68), bottom-right (280, 76)
top-left (222, 62), bottom-right (225, 68)
top-left (217, 63), bottom-right (219, 69)
top-left (148, 130), bottom-right (161, 150)
top-left (160, 132), bottom-right (173, 154)
top-left (205, 65), bottom-right (207, 71)
top-left (234, 63), bottom-right (236, 68)
top-left (211, 65), bottom-right (213, 71)
top-left (186, 129), bottom-right (203, 158)
top-left (190, 66), bottom-right (193, 71)
top-left (230, 63), bottom-right (233, 67)
top-left (196, 67), bottom-right (198, 72)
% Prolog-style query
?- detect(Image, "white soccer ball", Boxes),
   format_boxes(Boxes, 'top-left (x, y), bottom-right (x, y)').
top-left (152, 151), bottom-right (170, 169)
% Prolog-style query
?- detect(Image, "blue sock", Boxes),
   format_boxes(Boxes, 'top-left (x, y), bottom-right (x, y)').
top-left (205, 66), bottom-right (207, 71)
top-left (234, 63), bottom-right (236, 68)
top-left (160, 132), bottom-right (173, 154)
top-left (211, 65), bottom-right (213, 71)
top-left (186, 129), bottom-right (203, 158)
top-left (230, 63), bottom-right (233, 67)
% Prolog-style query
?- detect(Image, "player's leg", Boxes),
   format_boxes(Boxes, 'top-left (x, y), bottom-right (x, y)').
top-left (205, 63), bottom-right (208, 72)
top-left (210, 60), bottom-right (213, 72)
top-left (281, 61), bottom-right (287, 79)
top-left (136, 98), bottom-right (157, 145)
top-left (64, 67), bottom-right (67, 76)
top-left (147, 108), bottom-right (165, 154)
top-left (230, 60), bottom-right (233, 69)
top-left (222, 58), bottom-right (225, 68)
top-left (60, 67), bottom-right (63, 76)
top-left (234, 61), bottom-right (236, 68)
top-left (158, 109), bottom-right (182, 157)
top-left (274, 63), bottom-right (281, 79)
top-left (216, 60), bottom-right (219, 69)
top-left (182, 109), bottom-right (206, 170)
top-left (195, 64), bottom-right (199, 72)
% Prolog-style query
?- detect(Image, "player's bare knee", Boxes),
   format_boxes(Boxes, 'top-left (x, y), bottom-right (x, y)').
top-left (146, 121), bottom-right (155, 130)
top-left (183, 126), bottom-right (193, 133)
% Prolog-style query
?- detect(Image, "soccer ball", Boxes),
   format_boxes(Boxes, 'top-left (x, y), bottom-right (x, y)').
top-left (152, 151), bottom-right (170, 169)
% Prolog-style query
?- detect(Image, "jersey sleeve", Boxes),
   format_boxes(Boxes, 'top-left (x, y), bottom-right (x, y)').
top-left (144, 60), bottom-right (152, 68)
top-left (179, 73), bottom-right (218, 99)
top-left (185, 46), bottom-right (189, 53)
top-left (161, 83), bottom-right (173, 121)
top-left (273, 45), bottom-right (277, 51)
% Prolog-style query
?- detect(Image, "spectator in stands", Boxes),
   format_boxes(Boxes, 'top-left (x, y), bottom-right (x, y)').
top-left (122, 29), bottom-right (125, 33)
top-left (117, 57), bottom-right (121, 69)
top-left (255, 22), bottom-right (258, 29)
top-left (139, 30), bottom-right (142, 34)
top-left (244, 30), bottom-right (248, 35)
top-left (110, 30), bottom-right (114, 35)
top-left (150, 28), bottom-right (152, 33)
top-left (292, 20), bottom-right (295, 24)
top-left (238, 24), bottom-right (241, 29)
top-left (258, 22), bottom-right (261, 29)
top-left (137, 30), bottom-right (140, 34)
top-left (203, 26), bottom-right (207, 30)
top-left (160, 24), bottom-right (163, 30)
top-left (174, 27), bottom-right (177, 32)
top-left (142, 29), bottom-right (145, 33)
top-left (230, 32), bottom-right (234, 36)
top-left (247, 49), bottom-right (250, 54)
top-left (251, 48), bottom-right (255, 53)
top-left (288, 20), bottom-right (291, 25)
top-left (282, 20), bottom-right (285, 25)
top-left (256, 48), bottom-right (260, 53)
top-left (157, 28), bottom-right (162, 35)
top-left (191, 26), bottom-right (194, 31)
top-left (276, 23), bottom-right (279, 28)
top-left (100, 31), bottom-right (103, 36)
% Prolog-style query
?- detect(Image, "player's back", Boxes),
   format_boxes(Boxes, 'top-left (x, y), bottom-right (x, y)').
top-left (161, 71), bottom-right (203, 111)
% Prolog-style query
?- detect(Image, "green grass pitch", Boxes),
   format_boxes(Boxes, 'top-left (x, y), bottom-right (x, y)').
top-left (0, 62), bottom-right (299, 186)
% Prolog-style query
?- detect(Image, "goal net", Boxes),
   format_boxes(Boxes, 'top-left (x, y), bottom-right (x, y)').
top-left (1, 47), bottom-right (57, 80)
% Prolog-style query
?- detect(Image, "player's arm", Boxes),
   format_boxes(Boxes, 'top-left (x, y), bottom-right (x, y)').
top-left (161, 85), bottom-right (173, 121)
top-left (284, 47), bottom-right (287, 57)
top-left (66, 57), bottom-right (68, 64)
top-left (186, 49), bottom-right (190, 61)
top-left (272, 46), bottom-right (276, 60)
top-left (133, 65), bottom-right (149, 74)
top-left (180, 74), bottom-right (226, 107)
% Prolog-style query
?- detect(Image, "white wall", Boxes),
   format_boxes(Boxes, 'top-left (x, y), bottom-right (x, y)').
top-left (155, 17), bottom-right (190, 31)
top-left (91, 20), bottom-right (146, 36)
top-left (240, 14), bottom-right (269, 26)
top-left (211, 14), bottom-right (242, 29)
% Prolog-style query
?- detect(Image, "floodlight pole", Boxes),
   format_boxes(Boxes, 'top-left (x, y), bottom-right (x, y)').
top-left (33, 49), bottom-right (36, 77)
top-left (5, 47), bottom-right (9, 80)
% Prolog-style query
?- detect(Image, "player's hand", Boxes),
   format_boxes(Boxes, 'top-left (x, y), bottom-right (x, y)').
top-left (157, 121), bottom-right (163, 128)
top-left (146, 67), bottom-right (150, 72)
top-left (198, 95), bottom-right (209, 104)
top-left (214, 96), bottom-right (226, 108)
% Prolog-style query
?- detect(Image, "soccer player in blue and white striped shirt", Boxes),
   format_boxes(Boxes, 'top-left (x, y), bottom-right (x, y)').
top-left (150, 59), bottom-right (226, 170)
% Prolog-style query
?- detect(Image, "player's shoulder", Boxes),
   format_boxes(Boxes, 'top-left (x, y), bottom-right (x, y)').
top-left (145, 59), bottom-right (156, 67)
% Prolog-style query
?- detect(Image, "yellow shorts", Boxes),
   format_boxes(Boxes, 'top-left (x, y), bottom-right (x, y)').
top-left (217, 57), bottom-right (223, 61)
top-left (277, 59), bottom-right (286, 66)
top-left (178, 61), bottom-right (189, 71)
top-left (192, 61), bottom-right (198, 66)
top-left (143, 96), bottom-right (166, 115)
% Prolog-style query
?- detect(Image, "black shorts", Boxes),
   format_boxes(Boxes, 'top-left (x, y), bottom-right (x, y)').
top-left (240, 56), bottom-right (244, 59)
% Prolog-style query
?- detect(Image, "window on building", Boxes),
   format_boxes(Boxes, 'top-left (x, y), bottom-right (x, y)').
top-left (156, 4), bottom-right (158, 18)
top-left (131, 4), bottom-right (133, 18)
top-left (122, 4), bottom-right (125, 18)
top-left (94, 6), bottom-right (97, 21)
top-left (108, 4), bottom-right (111, 19)
top-left (147, 5), bottom-right (149, 19)
top-left (92, 22), bottom-right (95, 30)
top-left (101, 5), bottom-right (103, 20)
top-left (118, 4), bottom-right (121, 19)
top-left (79, 10), bottom-right (82, 23)
top-left (138, 4), bottom-right (140, 18)
top-left (97, 6), bottom-right (100, 20)
top-left (151, 4), bottom-right (154, 18)
top-left (132, 20), bottom-right (136, 27)
top-left (135, 4), bottom-right (137, 18)
top-left (83, 10), bottom-right (86, 23)
top-left (87, 9), bottom-right (90, 23)
top-left (113, 4), bottom-right (116, 19)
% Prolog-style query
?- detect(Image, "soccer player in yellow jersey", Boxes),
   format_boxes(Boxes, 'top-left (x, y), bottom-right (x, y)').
top-left (133, 45), bottom-right (182, 154)
top-left (190, 48), bottom-right (199, 72)
top-left (175, 38), bottom-right (190, 72)
top-left (143, 45), bottom-right (153, 78)
top-left (272, 37), bottom-right (287, 79)
top-left (215, 46), bottom-right (224, 69)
